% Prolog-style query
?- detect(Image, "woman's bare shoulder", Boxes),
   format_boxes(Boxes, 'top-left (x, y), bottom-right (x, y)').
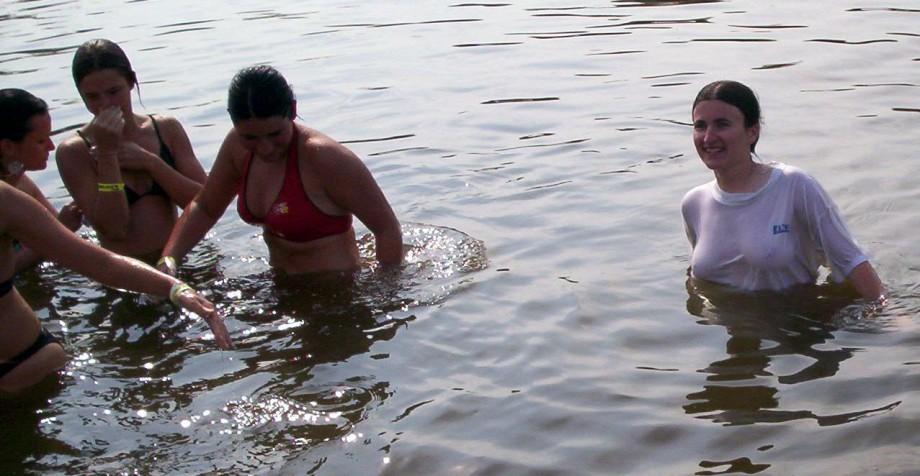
top-left (55, 133), bottom-right (93, 164)
top-left (301, 126), bottom-right (360, 171)
top-left (147, 114), bottom-right (188, 135)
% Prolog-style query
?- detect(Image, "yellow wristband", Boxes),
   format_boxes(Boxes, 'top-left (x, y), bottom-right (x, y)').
top-left (169, 282), bottom-right (194, 305)
top-left (98, 182), bottom-right (125, 192)
top-left (157, 256), bottom-right (177, 274)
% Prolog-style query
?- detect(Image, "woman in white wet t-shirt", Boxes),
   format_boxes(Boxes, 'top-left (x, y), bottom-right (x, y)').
top-left (680, 80), bottom-right (885, 302)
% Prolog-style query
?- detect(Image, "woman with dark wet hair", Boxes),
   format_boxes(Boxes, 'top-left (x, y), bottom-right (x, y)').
top-left (56, 39), bottom-right (207, 258)
top-left (0, 90), bottom-right (232, 393)
top-left (681, 80), bottom-right (885, 302)
top-left (0, 88), bottom-right (82, 272)
top-left (159, 65), bottom-right (402, 275)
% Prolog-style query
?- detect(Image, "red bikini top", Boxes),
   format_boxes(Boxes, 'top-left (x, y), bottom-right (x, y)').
top-left (236, 134), bottom-right (352, 242)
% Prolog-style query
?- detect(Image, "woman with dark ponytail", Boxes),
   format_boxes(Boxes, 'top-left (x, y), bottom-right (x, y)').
top-left (159, 65), bottom-right (402, 275)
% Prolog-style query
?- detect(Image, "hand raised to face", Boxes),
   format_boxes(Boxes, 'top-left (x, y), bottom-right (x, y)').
top-left (87, 106), bottom-right (125, 153)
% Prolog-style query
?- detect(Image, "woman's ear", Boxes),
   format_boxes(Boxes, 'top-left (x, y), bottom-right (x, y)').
top-left (747, 123), bottom-right (760, 146)
top-left (290, 100), bottom-right (297, 119)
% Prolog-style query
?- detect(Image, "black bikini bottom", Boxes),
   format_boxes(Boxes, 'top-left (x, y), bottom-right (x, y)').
top-left (0, 327), bottom-right (61, 379)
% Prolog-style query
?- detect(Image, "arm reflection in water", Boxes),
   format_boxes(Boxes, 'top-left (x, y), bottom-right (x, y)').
top-left (682, 277), bottom-right (898, 426)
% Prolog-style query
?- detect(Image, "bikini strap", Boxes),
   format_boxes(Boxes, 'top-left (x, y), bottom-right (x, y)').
top-left (75, 130), bottom-right (93, 148)
top-left (149, 115), bottom-right (164, 142)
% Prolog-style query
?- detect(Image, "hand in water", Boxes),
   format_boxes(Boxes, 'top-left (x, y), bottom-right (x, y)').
top-left (175, 289), bottom-right (234, 350)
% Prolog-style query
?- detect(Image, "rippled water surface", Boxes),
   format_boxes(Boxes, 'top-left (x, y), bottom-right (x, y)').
top-left (2, 1), bottom-right (919, 474)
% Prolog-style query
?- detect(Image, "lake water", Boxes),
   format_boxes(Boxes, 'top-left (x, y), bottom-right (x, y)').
top-left (2, 0), bottom-right (919, 474)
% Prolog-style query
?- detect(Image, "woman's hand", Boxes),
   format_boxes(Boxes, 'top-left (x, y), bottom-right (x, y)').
top-left (87, 106), bottom-right (125, 152)
top-left (57, 202), bottom-right (83, 232)
top-left (117, 141), bottom-right (156, 171)
top-left (175, 288), bottom-right (234, 350)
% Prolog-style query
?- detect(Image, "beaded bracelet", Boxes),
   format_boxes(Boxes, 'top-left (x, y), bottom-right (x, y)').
top-left (98, 182), bottom-right (125, 192)
top-left (169, 282), bottom-right (194, 305)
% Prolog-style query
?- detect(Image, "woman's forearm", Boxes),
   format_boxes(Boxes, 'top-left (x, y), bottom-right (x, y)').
top-left (90, 151), bottom-right (131, 238)
top-left (162, 199), bottom-right (219, 263)
top-left (374, 223), bottom-right (404, 267)
top-left (848, 260), bottom-right (885, 302)
top-left (145, 154), bottom-right (204, 207)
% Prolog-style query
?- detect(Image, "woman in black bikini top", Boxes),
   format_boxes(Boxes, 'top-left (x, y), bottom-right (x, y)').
top-left (55, 38), bottom-right (208, 258)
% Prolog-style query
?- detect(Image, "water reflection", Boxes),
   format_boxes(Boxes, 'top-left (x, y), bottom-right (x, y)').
top-left (614, 0), bottom-right (725, 7)
top-left (684, 278), bottom-right (900, 426)
top-left (10, 223), bottom-right (484, 473)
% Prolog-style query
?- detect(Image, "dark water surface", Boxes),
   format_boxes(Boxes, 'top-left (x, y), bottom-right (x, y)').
top-left (2, 1), bottom-right (919, 474)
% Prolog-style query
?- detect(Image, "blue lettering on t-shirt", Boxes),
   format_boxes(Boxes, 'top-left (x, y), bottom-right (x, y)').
top-left (772, 224), bottom-right (790, 235)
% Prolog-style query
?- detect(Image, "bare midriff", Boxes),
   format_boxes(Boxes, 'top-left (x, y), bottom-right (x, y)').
top-left (97, 197), bottom-right (177, 257)
top-left (0, 290), bottom-right (47, 361)
top-left (263, 226), bottom-right (360, 274)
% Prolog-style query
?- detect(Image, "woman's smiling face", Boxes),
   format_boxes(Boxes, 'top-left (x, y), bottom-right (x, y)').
top-left (692, 99), bottom-right (760, 172)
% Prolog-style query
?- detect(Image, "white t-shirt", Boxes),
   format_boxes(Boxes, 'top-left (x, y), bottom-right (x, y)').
top-left (681, 163), bottom-right (868, 291)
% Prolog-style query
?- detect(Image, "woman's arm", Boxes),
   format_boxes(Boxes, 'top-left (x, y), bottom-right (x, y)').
top-left (56, 107), bottom-right (131, 239)
top-left (315, 136), bottom-right (403, 266)
top-left (1, 183), bottom-right (232, 348)
top-left (795, 171), bottom-right (885, 303)
top-left (847, 260), bottom-right (885, 302)
top-left (9, 175), bottom-right (82, 272)
top-left (119, 115), bottom-right (206, 207)
top-left (160, 133), bottom-right (241, 271)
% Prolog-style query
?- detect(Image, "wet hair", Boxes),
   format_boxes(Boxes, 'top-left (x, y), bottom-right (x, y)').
top-left (0, 88), bottom-right (48, 142)
top-left (72, 39), bottom-right (139, 91)
top-left (693, 80), bottom-right (761, 152)
top-left (227, 65), bottom-right (295, 123)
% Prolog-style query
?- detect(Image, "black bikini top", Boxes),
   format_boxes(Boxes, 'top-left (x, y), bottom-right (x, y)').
top-left (76, 115), bottom-right (177, 205)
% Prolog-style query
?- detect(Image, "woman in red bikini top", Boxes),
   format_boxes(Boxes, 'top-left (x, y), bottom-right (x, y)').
top-left (159, 65), bottom-right (402, 275)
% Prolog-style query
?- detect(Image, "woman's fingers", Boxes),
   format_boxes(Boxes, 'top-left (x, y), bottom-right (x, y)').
top-left (177, 293), bottom-right (234, 349)
top-left (206, 313), bottom-right (234, 350)
top-left (90, 107), bottom-right (125, 150)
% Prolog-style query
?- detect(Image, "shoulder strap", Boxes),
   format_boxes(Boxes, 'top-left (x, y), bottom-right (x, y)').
top-left (75, 130), bottom-right (93, 148)
top-left (148, 114), bottom-right (164, 141)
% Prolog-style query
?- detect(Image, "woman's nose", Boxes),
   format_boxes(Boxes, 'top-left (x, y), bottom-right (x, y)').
top-left (701, 127), bottom-right (715, 143)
